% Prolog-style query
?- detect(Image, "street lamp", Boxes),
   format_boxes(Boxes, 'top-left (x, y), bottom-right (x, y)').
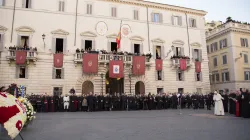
top-left (42, 34), bottom-right (46, 49)
top-left (129, 73), bottom-right (132, 93)
top-left (100, 73), bottom-right (104, 95)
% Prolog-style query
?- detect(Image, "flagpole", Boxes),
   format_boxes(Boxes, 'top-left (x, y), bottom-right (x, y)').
top-left (117, 20), bottom-right (123, 51)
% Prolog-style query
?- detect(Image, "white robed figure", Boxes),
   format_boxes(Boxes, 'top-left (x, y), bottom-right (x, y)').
top-left (213, 91), bottom-right (225, 116)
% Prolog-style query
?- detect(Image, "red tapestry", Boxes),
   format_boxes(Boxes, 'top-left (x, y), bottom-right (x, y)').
top-left (179, 59), bottom-right (187, 71)
top-left (16, 51), bottom-right (27, 65)
top-left (195, 61), bottom-right (201, 72)
top-left (155, 59), bottom-right (163, 71)
top-left (109, 60), bottom-right (124, 78)
top-left (54, 53), bottom-right (64, 68)
top-left (132, 56), bottom-right (145, 75)
top-left (82, 53), bottom-right (98, 74)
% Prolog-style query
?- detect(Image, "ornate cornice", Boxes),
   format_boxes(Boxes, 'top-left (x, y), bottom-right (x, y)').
top-left (80, 31), bottom-right (97, 37)
top-left (99, 0), bottom-right (207, 16)
top-left (206, 27), bottom-right (250, 41)
top-left (172, 40), bottom-right (184, 45)
top-left (16, 26), bottom-right (35, 33)
top-left (0, 25), bottom-right (8, 32)
top-left (130, 35), bottom-right (144, 41)
top-left (51, 29), bottom-right (69, 35)
top-left (151, 38), bottom-right (165, 43)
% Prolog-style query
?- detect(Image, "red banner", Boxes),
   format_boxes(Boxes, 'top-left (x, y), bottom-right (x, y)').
top-left (16, 51), bottom-right (27, 65)
top-left (109, 60), bottom-right (124, 78)
top-left (82, 53), bottom-right (98, 74)
top-left (155, 59), bottom-right (163, 71)
top-left (195, 61), bottom-right (201, 72)
top-left (54, 53), bottom-right (64, 68)
top-left (133, 56), bottom-right (145, 75)
top-left (179, 59), bottom-right (187, 71)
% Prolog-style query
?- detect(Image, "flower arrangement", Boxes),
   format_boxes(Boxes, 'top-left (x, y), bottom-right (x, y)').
top-left (18, 97), bottom-right (36, 127)
top-left (170, 55), bottom-right (190, 60)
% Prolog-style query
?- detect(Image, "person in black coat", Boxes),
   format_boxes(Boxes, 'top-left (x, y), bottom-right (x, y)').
top-left (222, 93), bottom-right (229, 112)
top-left (87, 93), bottom-right (94, 112)
top-left (242, 89), bottom-right (250, 118)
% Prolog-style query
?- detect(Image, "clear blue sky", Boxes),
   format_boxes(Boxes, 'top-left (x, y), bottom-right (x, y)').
top-left (148, 0), bottom-right (250, 23)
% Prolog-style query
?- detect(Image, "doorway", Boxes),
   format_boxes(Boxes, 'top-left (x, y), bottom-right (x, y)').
top-left (82, 81), bottom-right (94, 95)
top-left (178, 88), bottom-right (184, 94)
top-left (135, 81), bottom-right (145, 95)
top-left (106, 71), bottom-right (124, 95)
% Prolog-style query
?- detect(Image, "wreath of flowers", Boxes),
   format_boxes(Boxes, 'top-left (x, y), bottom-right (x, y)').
top-left (18, 97), bottom-right (36, 127)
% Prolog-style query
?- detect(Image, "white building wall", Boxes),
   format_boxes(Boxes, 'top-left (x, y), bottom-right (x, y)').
top-left (0, 0), bottom-right (210, 95)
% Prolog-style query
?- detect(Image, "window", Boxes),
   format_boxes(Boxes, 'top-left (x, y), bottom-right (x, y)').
top-left (177, 71), bottom-right (184, 81)
top-left (190, 18), bottom-right (197, 27)
top-left (219, 39), bottom-right (227, 49)
top-left (172, 16), bottom-right (182, 26)
top-left (111, 7), bottom-right (117, 17)
top-left (240, 38), bottom-right (249, 47)
top-left (207, 45), bottom-right (209, 53)
top-left (85, 40), bottom-right (92, 51)
top-left (174, 47), bottom-right (183, 56)
top-left (222, 55), bottom-right (227, 64)
top-left (156, 46), bottom-right (162, 59)
top-left (222, 72), bottom-right (230, 82)
top-left (20, 36), bottom-right (29, 48)
top-left (212, 74), bottom-right (215, 83)
top-left (22, 0), bottom-right (32, 8)
top-left (211, 42), bottom-right (218, 51)
top-left (215, 73), bottom-right (220, 82)
top-left (244, 54), bottom-right (248, 63)
top-left (0, 0), bottom-right (5, 6)
top-left (157, 88), bottom-right (164, 94)
top-left (193, 49), bottom-right (202, 60)
top-left (56, 38), bottom-right (64, 53)
top-left (53, 87), bottom-right (63, 96)
top-left (244, 71), bottom-right (250, 81)
top-left (133, 10), bottom-right (139, 20)
top-left (210, 44), bottom-right (214, 53)
top-left (16, 66), bottom-right (28, 79)
top-left (59, 0), bottom-right (65, 11)
top-left (87, 4), bottom-right (92, 15)
top-left (195, 72), bottom-right (202, 81)
top-left (134, 44), bottom-right (140, 54)
top-left (156, 70), bottom-right (163, 80)
top-left (152, 13), bottom-right (162, 23)
top-left (0, 34), bottom-right (4, 51)
top-left (213, 57), bottom-right (217, 67)
top-left (111, 42), bottom-right (117, 52)
top-left (53, 68), bottom-right (64, 79)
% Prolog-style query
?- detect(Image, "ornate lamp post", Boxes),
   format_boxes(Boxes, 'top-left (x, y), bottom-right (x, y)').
top-left (129, 73), bottom-right (132, 93)
top-left (100, 73), bottom-right (104, 95)
top-left (42, 34), bottom-right (46, 49)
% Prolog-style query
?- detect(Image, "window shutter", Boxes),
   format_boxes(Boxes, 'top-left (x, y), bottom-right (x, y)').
top-left (171, 15), bottom-right (174, 25)
top-left (25, 66), bottom-right (28, 79)
top-left (224, 39), bottom-right (227, 47)
top-left (199, 49), bottom-right (202, 61)
top-left (92, 40), bottom-right (96, 50)
top-left (17, 35), bottom-right (21, 46)
top-left (81, 39), bottom-right (85, 50)
top-left (222, 73), bottom-right (224, 82)
top-left (62, 1), bottom-right (65, 12)
top-left (28, 0), bottom-right (32, 8)
top-left (52, 68), bottom-right (56, 79)
top-left (61, 68), bottom-right (65, 79)
top-left (22, 0), bottom-right (26, 8)
top-left (192, 49), bottom-right (194, 59)
top-left (228, 72), bottom-right (230, 81)
top-left (173, 47), bottom-right (177, 56)
top-left (131, 43), bottom-right (134, 53)
top-left (59, 1), bottom-right (61, 11)
top-left (162, 71), bottom-right (164, 81)
top-left (151, 12), bottom-right (154, 22)
top-left (107, 41), bottom-right (111, 52)
top-left (189, 18), bottom-right (192, 27)
top-left (155, 71), bottom-right (158, 81)
top-left (178, 16), bottom-right (182, 26)
top-left (194, 19), bottom-right (197, 27)
top-left (90, 4), bottom-right (92, 14)
top-left (63, 38), bottom-right (67, 54)
top-left (200, 72), bottom-right (203, 82)
top-left (161, 46), bottom-right (165, 59)
top-left (0, 34), bottom-right (4, 51)
top-left (244, 72), bottom-right (247, 80)
top-left (16, 66), bottom-right (19, 79)
top-left (134, 10), bottom-right (137, 20)
top-left (52, 38), bottom-right (56, 53)
top-left (181, 47), bottom-right (184, 56)
top-left (240, 38), bottom-right (244, 47)
top-left (140, 44), bottom-right (143, 55)
top-left (159, 13), bottom-right (163, 23)
top-left (2, 0), bottom-right (5, 6)
top-left (246, 39), bottom-right (249, 47)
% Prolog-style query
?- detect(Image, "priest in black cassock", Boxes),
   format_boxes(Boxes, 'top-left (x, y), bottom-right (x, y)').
top-left (242, 89), bottom-right (250, 118)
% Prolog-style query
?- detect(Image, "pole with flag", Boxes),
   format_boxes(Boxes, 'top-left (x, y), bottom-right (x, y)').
top-left (116, 20), bottom-right (123, 50)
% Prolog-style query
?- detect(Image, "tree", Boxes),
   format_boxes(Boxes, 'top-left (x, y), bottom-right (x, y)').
top-left (226, 17), bottom-right (232, 22)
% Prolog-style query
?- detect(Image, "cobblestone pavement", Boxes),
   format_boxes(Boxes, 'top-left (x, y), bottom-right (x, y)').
top-left (1, 109), bottom-right (250, 140)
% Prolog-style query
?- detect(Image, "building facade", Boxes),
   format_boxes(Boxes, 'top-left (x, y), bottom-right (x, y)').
top-left (0, 0), bottom-right (210, 95)
top-left (206, 21), bottom-right (250, 92)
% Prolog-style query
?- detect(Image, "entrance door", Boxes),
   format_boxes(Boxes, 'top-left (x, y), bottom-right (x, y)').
top-left (106, 71), bottom-right (124, 95)
top-left (82, 81), bottom-right (94, 95)
top-left (135, 81), bottom-right (145, 95)
top-left (178, 88), bottom-right (184, 94)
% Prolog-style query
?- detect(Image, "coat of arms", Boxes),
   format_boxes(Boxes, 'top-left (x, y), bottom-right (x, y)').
top-left (57, 59), bottom-right (60, 63)
top-left (20, 56), bottom-right (23, 60)
top-left (88, 61), bottom-right (92, 66)
top-left (136, 64), bottom-right (140, 69)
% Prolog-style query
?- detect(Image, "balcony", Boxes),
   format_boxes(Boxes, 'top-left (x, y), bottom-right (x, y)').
top-left (74, 53), bottom-right (151, 65)
top-left (171, 58), bottom-right (191, 68)
top-left (6, 50), bottom-right (38, 64)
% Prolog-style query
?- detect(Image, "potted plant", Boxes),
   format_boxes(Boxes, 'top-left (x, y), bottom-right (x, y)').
top-left (81, 49), bottom-right (84, 53)
top-left (76, 48), bottom-right (80, 53)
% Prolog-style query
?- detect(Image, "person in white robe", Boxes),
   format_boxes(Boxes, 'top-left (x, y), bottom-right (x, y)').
top-left (213, 91), bottom-right (225, 116)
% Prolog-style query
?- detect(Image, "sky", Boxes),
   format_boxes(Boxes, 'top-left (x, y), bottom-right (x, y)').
top-left (148, 0), bottom-right (250, 23)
